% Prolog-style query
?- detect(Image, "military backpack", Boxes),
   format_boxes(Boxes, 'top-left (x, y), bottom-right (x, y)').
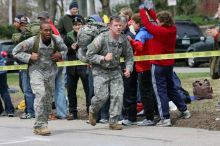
top-left (76, 22), bottom-right (108, 63)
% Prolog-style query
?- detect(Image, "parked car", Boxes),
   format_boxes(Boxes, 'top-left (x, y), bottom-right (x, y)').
top-left (175, 20), bottom-right (205, 53)
top-left (175, 20), bottom-right (214, 67)
top-left (0, 40), bottom-right (16, 66)
top-left (186, 36), bottom-right (214, 67)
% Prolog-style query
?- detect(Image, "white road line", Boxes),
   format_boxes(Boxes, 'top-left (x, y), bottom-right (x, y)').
top-left (0, 136), bottom-right (50, 145)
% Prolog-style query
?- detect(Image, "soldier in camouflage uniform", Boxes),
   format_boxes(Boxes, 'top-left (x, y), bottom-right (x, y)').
top-left (13, 21), bottom-right (67, 135)
top-left (86, 16), bottom-right (134, 130)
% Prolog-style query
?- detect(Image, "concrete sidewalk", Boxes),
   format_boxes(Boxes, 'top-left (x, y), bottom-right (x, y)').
top-left (0, 117), bottom-right (220, 146)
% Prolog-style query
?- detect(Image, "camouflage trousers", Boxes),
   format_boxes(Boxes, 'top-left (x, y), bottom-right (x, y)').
top-left (29, 70), bottom-right (56, 128)
top-left (89, 71), bottom-right (124, 123)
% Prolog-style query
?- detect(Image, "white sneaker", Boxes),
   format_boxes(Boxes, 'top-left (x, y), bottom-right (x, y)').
top-left (99, 119), bottom-right (108, 124)
top-left (137, 119), bottom-right (155, 126)
top-left (120, 119), bottom-right (137, 126)
top-left (156, 119), bottom-right (172, 127)
top-left (180, 110), bottom-right (191, 119)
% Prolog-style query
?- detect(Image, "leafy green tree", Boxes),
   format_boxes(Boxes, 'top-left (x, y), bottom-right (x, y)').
top-left (176, 0), bottom-right (196, 15)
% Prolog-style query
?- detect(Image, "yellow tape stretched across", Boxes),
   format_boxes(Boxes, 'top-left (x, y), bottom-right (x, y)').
top-left (1, 50), bottom-right (220, 71)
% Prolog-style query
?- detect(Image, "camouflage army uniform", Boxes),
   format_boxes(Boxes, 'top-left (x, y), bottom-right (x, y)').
top-left (86, 31), bottom-right (134, 123)
top-left (13, 35), bottom-right (67, 129)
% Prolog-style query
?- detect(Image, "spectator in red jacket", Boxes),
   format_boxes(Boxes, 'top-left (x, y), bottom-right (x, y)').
top-left (139, 8), bottom-right (191, 126)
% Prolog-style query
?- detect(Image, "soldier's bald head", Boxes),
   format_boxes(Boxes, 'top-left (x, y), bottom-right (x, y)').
top-left (40, 21), bottom-right (51, 29)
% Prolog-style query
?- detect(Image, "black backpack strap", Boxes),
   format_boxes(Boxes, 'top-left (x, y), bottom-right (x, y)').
top-left (32, 35), bottom-right (40, 53)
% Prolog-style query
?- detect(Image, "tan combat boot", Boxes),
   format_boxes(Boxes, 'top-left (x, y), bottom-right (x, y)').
top-left (89, 112), bottom-right (96, 126)
top-left (109, 123), bottom-right (123, 130)
top-left (33, 127), bottom-right (51, 136)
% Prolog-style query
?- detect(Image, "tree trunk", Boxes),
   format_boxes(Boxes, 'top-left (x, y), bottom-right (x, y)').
top-left (100, 0), bottom-right (111, 16)
top-left (49, 0), bottom-right (57, 22)
top-left (87, 0), bottom-right (96, 16)
top-left (57, 0), bottom-right (64, 16)
top-left (38, 0), bottom-right (46, 12)
top-left (12, 0), bottom-right (16, 21)
top-left (78, 0), bottom-right (87, 17)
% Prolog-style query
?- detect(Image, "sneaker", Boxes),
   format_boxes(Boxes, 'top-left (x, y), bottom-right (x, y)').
top-left (99, 119), bottom-right (108, 124)
top-left (109, 123), bottom-right (123, 130)
top-left (156, 119), bottom-right (172, 127)
top-left (33, 127), bottom-right (51, 136)
top-left (120, 119), bottom-right (136, 126)
top-left (7, 113), bottom-right (14, 117)
top-left (180, 110), bottom-right (191, 119)
top-left (137, 109), bottom-right (144, 116)
top-left (20, 113), bottom-right (35, 119)
top-left (89, 112), bottom-right (96, 126)
top-left (137, 119), bottom-right (155, 126)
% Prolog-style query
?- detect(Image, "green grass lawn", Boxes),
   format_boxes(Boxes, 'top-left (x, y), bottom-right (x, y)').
top-left (7, 71), bottom-right (220, 112)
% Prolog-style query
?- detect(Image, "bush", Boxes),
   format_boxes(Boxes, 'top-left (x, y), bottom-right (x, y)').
top-left (175, 15), bottom-right (218, 26)
top-left (0, 24), bottom-right (16, 39)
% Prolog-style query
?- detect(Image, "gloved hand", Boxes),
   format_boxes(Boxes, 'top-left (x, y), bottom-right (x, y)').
top-left (143, 0), bottom-right (154, 10)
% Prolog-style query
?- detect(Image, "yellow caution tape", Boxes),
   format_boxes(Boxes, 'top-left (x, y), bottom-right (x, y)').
top-left (1, 50), bottom-right (219, 71)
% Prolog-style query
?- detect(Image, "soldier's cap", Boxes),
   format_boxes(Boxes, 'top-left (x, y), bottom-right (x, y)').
top-left (38, 11), bottom-right (49, 19)
top-left (14, 14), bottom-right (24, 23)
top-left (72, 15), bottom-right (85, 25)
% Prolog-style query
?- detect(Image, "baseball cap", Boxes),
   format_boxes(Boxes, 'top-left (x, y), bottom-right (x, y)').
top-left (14, 14), bottom-right (24, 23)
top-left (20, 16), bottom-right (28, 24)
top-left (38, 11), bottom-right (49, 19)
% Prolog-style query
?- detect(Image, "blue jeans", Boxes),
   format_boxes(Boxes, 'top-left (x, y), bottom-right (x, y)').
top-left (20, 70), bottom-right (35, 115)
top-left (0, 73), bottom-right (14, 114)
top-left (55, 68), bottom-right (67, 118)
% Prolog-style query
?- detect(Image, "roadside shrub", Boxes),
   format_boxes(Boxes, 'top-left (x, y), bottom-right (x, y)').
top-left (0, 24), bottom-right (16, 39)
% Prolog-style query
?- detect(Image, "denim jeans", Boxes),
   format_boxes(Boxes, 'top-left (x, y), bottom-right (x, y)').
top-left (0, 73), bottom-right (14, 114)
top-left (55, 68), bottom-right (67, 118)
top-left (20, 70), bottom-right (35, 115)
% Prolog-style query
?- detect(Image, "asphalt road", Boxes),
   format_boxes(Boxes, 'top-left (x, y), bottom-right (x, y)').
top-left (0, 117), bottom-right (220, 146)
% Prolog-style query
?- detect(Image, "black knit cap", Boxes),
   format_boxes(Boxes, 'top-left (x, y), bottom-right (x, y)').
top-left (69, 1), bottom-right (78, 10)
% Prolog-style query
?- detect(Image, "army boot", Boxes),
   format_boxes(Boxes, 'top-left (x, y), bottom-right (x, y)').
top-left (109, 123), bottom-right (123, 130)
top-left (33, 127), bottom-right (51, 136)
top-left (89, 112), bottom-right (96, 126)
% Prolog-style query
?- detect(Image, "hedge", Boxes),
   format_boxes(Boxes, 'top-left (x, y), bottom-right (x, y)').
top-left (0, 24), bottom-right (17, 39)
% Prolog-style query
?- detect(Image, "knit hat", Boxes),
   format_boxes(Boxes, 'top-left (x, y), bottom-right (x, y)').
top-left (69, 1), bottom-right (78, 10)
top-left (38, 11), bottom-right (49, 19)
top-left (72, 15), bottom-right (85, 24)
